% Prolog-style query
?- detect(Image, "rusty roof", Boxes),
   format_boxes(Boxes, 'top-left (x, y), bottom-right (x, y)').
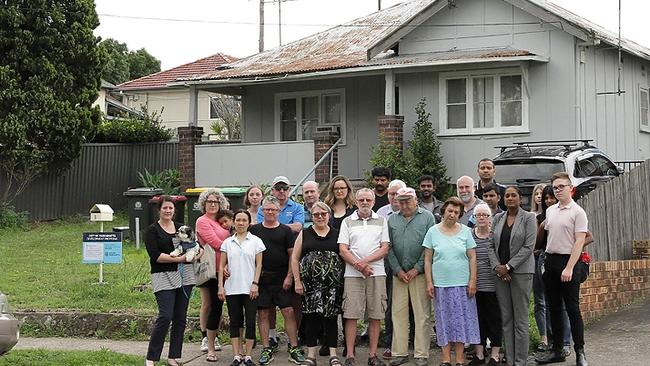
top-left (184, 0), bottom-right (650, 83)
top-left (118, 52), bottom-right (237, 90)
top-left (188, 0), bottom-right (434, 81)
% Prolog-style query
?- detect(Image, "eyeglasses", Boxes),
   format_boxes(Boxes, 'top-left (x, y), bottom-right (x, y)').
top-left (475, 213), bottom-right (490, 218)
top-left (263, 208), bottom-right (279, 212)
top-left (312, 212), bottom-right (328, 218)
top-left (273, 185), bottom-right (290, 191)
top-left (552, 184), bottom-right (570, 191)
top-left (333, 186), bottom-right (348, 191)
top-left (206, 200), bottom-right (219, 205)
top-left (357, 198), bottom-right (373, 203)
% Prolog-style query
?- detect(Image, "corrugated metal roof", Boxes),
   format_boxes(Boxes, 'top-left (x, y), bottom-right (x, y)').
top-left (187, 0), bottom-right (434, 81)
top-left (185, 0), bottom-right (650, 83)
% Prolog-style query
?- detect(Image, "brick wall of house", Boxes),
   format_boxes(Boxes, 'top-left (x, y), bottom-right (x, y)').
top-left (313, 130), bottom-right (339, 184)
top-left (580, 258), bottom-right (650, 323)
top-left (178, 126), bottom-right (203, 192)
top-left (377, 115), bottom-right (404, 150)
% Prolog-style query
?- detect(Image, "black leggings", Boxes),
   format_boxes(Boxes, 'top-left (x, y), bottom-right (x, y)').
top-left (303, 313), bottom-right (338, 348)
top-left (205, 279), bottom-right (224, 331)
top-left (226, 294), bottom-right (258, 339)
top-left (476, 291), bottom-right (503, 347)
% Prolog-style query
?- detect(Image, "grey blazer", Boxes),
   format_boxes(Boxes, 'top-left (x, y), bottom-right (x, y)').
top-left (488, 207), bottom-right (537, 274)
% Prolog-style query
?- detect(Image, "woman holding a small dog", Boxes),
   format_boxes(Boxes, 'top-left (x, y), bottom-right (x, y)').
top-left (196, 188), bottom-right (232, 361)
top-left (145, 195), bottom-right (201, 366)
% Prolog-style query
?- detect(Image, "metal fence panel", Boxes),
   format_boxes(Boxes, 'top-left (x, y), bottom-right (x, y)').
top-left (3, 142), bottom-right (178, 221)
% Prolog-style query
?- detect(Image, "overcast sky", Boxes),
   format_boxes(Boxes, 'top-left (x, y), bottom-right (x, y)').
top-left (94, 0), bottom-right (650, 70)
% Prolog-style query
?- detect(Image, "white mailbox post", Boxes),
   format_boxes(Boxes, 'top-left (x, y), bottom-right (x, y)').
top-left (89, 204), bottom-right (115, 283)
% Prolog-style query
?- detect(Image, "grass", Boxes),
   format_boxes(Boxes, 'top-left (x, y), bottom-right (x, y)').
top-left (0, 213), bottom-right (200, 316)
top-left (0, 349), bottom-right (146, 366)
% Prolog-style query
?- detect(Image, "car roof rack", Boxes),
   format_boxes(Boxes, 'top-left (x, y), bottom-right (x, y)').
top-left (495, 139), bottom-right (594, 153)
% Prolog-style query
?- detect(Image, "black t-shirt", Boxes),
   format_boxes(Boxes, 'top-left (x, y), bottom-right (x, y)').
top-left (301, 226), bottom-right (340, 258)
top-left (329, 207), bottom-right (356, 231)
top-left (476, 180), bottom-right (506, 210)
top-left (499, 221), bottom-right (513, 265)
top-left (145, 221), bottom-right (182, 273)
top-left (373, 192), bottom-right (389, 212)
top-left (250, 223), bottom-right (294, 277)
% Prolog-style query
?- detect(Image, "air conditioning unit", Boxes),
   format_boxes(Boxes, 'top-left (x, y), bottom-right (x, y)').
top-left (315, 125), bottom-right (340, 133)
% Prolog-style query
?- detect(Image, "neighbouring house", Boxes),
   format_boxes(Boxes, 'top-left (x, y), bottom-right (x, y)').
top-left (117, 53), bottom-right (238, 135)
top-left (173, 0), bottom-right (650, 187)
top-left (93, 80), bottom-right (140, 119)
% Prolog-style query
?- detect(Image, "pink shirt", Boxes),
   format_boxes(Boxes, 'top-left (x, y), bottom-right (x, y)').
top-left (196, 214), bottom-right (230, 266)
top-left (544, 200), bottom-right (588, 255)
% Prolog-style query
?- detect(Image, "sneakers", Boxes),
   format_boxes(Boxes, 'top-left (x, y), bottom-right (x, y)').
top-left (344, 358), bottom-right (356, 366)
top-left (536, 342), bottom-right (549, 353)
top-left (215, 339), bottom-right (223, 351)
top-left (535, 350), bottom-right (566, 364)
top-left (381, 349), bottom-right (392, 359)
top-left (561, 346), bottom-right (571, 357)
top-left (269, 337), bottom-right (279, 353)
top-left (486, 359), bottom-right (498, 366)
top-left (244, 357), bottom-right (257, 366)
top-left (231, 357), bottom-right (243, 366)
top-left (414, 358), bottom-right (428, 366)
top-left (259, 347), bottom-right (274, 365)
top-left (201, 337), bottom-right (209, 352)
top-left (288, 346), bottom-right (306, 364)
top-left (368, 356), bottom-right (385, 366)
top-left (388, 356), bottom-right (408, 366)
top-left (467, 357), bottom-right (485, 366)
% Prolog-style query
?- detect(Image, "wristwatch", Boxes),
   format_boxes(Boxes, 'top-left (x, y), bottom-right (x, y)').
top-left (505, 264), bottom-right (512, 273)
top-left (252, 281), bottom-right (258, 285)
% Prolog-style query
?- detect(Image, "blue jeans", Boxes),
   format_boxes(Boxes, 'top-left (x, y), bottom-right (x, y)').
top-left (536, 253), bottom-right (571, 346)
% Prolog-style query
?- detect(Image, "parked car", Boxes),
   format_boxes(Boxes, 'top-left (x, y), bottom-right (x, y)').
top-left (493, 140), bottom-right (623, 210)
top-left (0, 292), bottom-right (19, 355)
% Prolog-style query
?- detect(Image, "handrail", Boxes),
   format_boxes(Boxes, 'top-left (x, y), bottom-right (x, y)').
top-left (290, 137), bottom-right (342, 199)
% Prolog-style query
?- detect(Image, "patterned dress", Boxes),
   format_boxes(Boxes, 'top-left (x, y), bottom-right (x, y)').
top-left (299, 226), bottom-right (344, 317)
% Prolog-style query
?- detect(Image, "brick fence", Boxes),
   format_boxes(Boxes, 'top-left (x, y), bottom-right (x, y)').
top-left (580, 258), bottom-right (650, 322)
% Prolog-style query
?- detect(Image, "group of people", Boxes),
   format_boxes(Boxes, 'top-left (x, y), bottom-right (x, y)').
top-left (143, 159), bottom-right (591, 366)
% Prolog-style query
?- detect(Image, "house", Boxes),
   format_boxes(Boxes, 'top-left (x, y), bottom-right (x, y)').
top-left (117, 53), bottom-right (238, 134)
top-left (173, 0), bottom-right (650, 186)
top-left (93, 80), bottom-right (141, 119)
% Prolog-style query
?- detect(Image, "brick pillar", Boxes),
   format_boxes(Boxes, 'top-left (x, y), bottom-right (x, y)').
top-left (313, 130), bottom-right (340, 184)
top-left (378, 115), bottom-right (404, 151)
top-left (633, 240), bottom-right (650, 259)
top-left (178, 126), bottom-right (203, 192)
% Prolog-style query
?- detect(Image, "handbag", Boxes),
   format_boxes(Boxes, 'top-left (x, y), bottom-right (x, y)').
top-left (575, 251), bottom-right (591, 283)
top-left (194, 244), bottom-right (217, 286)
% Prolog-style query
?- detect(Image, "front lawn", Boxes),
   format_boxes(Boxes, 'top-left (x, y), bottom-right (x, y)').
top-left (0, 214), bottom-right (199, 316)
top-left (0, 349), bottom-right (145, 366)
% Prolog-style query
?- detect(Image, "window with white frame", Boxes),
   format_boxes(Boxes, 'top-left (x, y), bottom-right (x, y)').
top-left (439, 69), bottom-right (528, 135)
top-left (275, 89), bottom-right (345, 143)
top-left (640, 87), bottom-right (649, 131)
top-left (209, 96), bottom-right (219, 119)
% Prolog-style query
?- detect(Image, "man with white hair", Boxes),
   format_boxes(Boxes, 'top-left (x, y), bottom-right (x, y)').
top-left (457, 176), bottom-right (484, 228)
top-left (376, 179), bottom-right (406, 219)
top-left (302, 180), bottom-right (320, 229)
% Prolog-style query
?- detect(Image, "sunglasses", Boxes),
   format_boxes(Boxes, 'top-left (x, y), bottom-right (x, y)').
top-left (312, 212), bottom-right (328, 218)
top-left (274, 185), bottom-right (290, 191)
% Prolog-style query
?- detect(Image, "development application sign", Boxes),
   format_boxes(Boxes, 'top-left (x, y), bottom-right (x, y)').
top-left (82, 232), bottom-right (123, 264)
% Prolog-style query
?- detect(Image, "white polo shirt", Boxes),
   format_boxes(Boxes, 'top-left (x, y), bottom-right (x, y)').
top-left (220, 232), bottom-right (266, 295)
top-left (338, 210), bottom-right (390, 278)
top-left (545, 200), bottom-right (588, 255)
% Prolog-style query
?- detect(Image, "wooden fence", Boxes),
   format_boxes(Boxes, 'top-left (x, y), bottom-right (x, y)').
top-left (580, 159), bottom-right (650, 261)
top-left (2, 142), bottom-right (178, 221)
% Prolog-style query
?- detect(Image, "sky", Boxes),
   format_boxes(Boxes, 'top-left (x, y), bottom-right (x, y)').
top-left (94, 0), bottom-right (650, 71)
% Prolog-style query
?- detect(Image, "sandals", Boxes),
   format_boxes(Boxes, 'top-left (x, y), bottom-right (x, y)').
top-left (329, 356), bottom-right (342, 366)
top-left (302, 357), bottom-right (317, 366)
top-left (206, 353), bottom-right (218, 363)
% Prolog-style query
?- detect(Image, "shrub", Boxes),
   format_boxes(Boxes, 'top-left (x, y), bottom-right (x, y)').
top-left (91, 107), bottom-right (172, 143)
top-left (0, 205), bottom-right (29, 231)
top-left (137, 169), bottom-right (181, 195)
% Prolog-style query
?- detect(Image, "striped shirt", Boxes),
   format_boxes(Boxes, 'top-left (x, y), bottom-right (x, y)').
top-left (472, 230), bottom-right (496, 292)
top-left (338, 210), bottom-right (390, 277)
top-left (151, 263), bottom-right (196, 293)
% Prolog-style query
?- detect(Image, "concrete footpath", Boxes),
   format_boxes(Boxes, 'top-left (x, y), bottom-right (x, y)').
top-left (16, 296), bottom-right (650, 365)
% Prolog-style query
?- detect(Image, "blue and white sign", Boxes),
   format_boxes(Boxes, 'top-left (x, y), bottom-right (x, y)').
top-left (82, 232), bottom-right (123, 264)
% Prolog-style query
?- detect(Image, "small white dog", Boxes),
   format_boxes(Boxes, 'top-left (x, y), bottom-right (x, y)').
top-left (170, 225), bottom-right (200, 262)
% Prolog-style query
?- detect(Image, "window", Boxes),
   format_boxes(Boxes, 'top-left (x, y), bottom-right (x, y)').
top-left (439, 69), bottom-right (528, 135)
top-left (209, 96), bottom-right (219, 119)
top-left (640, 88), bottom-right (649, 131)
top-left (275, 89), bottom-right (345, 143)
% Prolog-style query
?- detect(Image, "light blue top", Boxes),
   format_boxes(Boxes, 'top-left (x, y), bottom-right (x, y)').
top-left (257, 198), bottom-right (305, 225)
top-left (422, 224), bottom-right (476, 287)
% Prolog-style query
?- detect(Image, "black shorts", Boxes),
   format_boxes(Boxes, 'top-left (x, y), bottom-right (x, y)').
top-left (257, 282), bottom-right (292, 309)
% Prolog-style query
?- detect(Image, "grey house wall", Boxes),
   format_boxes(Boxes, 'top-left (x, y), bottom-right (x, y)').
top-left (240, 75), bottom-right (385, 179)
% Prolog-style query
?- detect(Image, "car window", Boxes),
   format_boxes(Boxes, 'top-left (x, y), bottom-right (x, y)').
top-left (594, 155), bottom-right (619, 176)
top-left (494, 160), bottom-right (565, 185)
top-left (575, 156), bottom-right (602, 177)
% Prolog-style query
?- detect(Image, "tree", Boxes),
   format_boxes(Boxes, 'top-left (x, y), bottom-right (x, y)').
top-left (209, 95), bottom-right (241, 140)
top-left (367, 98), bottom-right (449, 195)
top-left (0, 0), bottom-right (104, 204)
top-left (98, 38), bottom-right (161, 84)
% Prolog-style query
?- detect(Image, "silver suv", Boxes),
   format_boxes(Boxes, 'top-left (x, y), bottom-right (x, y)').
top-left (493, 140), bottom-right (623, 209)
top-left (0, 292), bottom-right (19, 355)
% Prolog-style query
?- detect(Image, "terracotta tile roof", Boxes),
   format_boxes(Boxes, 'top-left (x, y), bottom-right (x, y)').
top-left (118, 53), bottom-right (238, 90)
